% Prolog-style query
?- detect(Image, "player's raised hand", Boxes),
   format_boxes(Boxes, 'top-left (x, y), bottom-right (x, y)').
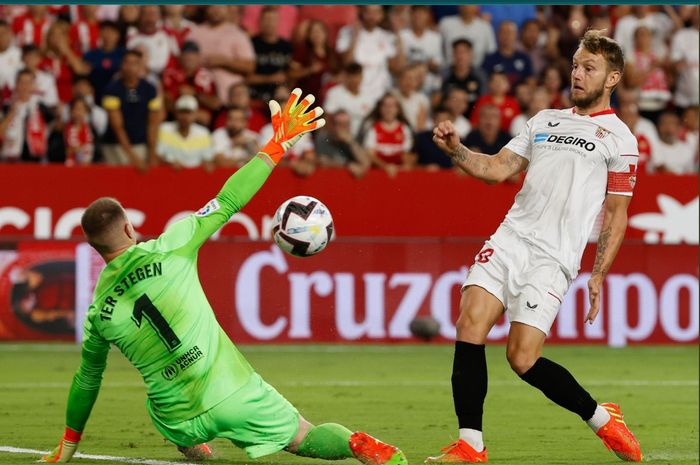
top-left (585, 274), bottom-right (604, 324)
top-left (41, 428), bottom-right (81, 462)
top-left (433, 121), bottom-right (462, 156)
top-left (261, 88), bottom-right (326, 165)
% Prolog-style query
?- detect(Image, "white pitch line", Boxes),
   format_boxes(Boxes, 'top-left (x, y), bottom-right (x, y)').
top-left (0, 344), bottom-right (452, 354)
top-left (0, 446), bottom-right (200, 465)
top-left (0, 379), bottom-right (696, 390)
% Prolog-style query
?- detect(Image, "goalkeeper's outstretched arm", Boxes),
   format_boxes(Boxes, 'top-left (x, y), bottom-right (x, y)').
top-left (157, 88), bottom-right (326, 252)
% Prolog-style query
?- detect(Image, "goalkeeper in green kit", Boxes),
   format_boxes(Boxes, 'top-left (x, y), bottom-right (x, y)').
top-left (43, 89), bottom-right (407, 465)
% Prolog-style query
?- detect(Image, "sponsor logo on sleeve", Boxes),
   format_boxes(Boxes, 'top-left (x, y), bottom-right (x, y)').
top-left (196, 199), bottom-right (220, 217)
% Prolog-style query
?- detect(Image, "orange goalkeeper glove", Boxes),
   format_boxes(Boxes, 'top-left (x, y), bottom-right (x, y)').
top-left (41, 427), bottom-right (81, 463)
top-left (260, 87), bottom-right (325, 164)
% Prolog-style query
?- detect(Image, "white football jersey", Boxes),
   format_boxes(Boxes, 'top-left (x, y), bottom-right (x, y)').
top-left (501, 108), bottom-right (639, 279)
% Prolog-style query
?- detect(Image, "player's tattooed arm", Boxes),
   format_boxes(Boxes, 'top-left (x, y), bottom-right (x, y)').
top-left (449, 145), bottom-right (492, 179)
top-left (591, 195), bottom-right (631, 277)
top-left (586, 194), bottom-right (632, 323)
top-left (451, 146), bottom-right (528, 183)
top-left (434, 121), bottom-right (526, 182)
top-left (591, 226), bottom-right (613, 276)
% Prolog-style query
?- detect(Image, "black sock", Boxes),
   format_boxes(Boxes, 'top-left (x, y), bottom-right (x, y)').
top-left (519, 357), bottom-right (597, 421)
top-left (451, 341), bottom-right (487, 431)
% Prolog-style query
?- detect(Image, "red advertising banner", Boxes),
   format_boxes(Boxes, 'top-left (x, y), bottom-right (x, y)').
top-left (0, 240), bottom-right (696, 345)
top-left (196, 240), bottom-right (698, 346)
top-left (0, 166), bottom-right (697, 244)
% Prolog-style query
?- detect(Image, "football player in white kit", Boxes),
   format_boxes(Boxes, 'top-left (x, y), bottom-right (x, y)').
top-left (427, 30), bottom-right (642, 463)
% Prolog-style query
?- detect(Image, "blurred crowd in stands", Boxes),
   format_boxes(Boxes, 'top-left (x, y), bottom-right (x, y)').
top-left (0, 4), bottom-right (697, 176)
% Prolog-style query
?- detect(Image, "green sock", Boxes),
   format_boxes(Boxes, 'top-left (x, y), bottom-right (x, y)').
top-left (295, 423), bottom-right (353, 459)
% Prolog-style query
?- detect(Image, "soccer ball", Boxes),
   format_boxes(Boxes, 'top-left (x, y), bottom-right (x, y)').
top-left (271, 196), bottom-right (334, 257)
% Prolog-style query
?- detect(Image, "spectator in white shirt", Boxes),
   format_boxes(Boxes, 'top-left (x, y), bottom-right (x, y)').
top-left (681, 106), bottom-right (699, 167)
top-left (324, 62), bottom-right (376, 139)
top-left (614, 5), bottom-right (675, 58)
top-left (212, 107), bottom-right (258, 168)
top-left (617, 89), bottom-right (659, 173)
top-left (510, 86), bottom-right (549, 137)
top-left (392, 65), bottom-right (430, 132)
top-left (156, 95), bottom-right (213, 170)
top-left (400, 6), bottom-right (443, 94)
top-left (0, 21), bottom-right (22, 95)
top-left (336, 5), bottom-right (404, 102)
top-left (19, 44), bottom-right (59, 109)
top-left (651, 111), bottom-right (697, 174)
top-left (438, 5), bottom-right (496, 67)
top-left (63, 76), bottom-right (108, 138)
top-left (442, 87), bottom-right (472, 139)
top-left (670, 6), bottom-right (699, 110)
top-left (127, 5), bottom-right (178, 75)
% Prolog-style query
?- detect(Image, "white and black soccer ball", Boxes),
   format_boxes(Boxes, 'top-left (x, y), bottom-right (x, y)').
top-left (271, 196), bottom-right (334, 257)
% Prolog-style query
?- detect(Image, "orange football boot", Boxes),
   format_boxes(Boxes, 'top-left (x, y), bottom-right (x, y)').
top-left (177, 443), bottom-right (214, 461)
top-left (596, 403), bottom-right (642, 462)
top-left (425, 439), bottom-right (488, 463)
top-left (349, 432), bottom-right (407, 465)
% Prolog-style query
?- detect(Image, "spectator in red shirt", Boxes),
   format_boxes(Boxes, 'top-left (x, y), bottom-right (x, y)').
top-left (69, 5), bottom-right (100, 54)
top-left (289, 20), bottom-right (338, 101)
top-left (12, 6), bottom-right (53, 48)
top-left (163, 41), bottom-right (219, 127)
top-left (470, 71), bottom-right (521, 133)
top-left (162, 5), bottom-right (195, 49)
top-left (296, 5), bottom-right (358, 45)
top-left (42, 21), bottom-right (89, 104)
top-left (127, 5), bottom-right (178, 76)
top-left (213, 82), bottom-right (267, 134)
top-left (363, 92), bottom-right (415, 176)
top-left (624, 25), bottom-right (672, 124)
top-left (63, 97), bottom-right (94, 166)
top-left (540, 64), bottom-right (571, 110)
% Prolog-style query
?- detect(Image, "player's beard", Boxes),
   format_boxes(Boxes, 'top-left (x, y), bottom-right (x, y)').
top-left (571, 82), bottom-right (606, 110)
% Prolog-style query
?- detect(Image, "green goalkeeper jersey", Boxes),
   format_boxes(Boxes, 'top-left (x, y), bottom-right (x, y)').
top-left (66, 156), bottom-right (274, 432)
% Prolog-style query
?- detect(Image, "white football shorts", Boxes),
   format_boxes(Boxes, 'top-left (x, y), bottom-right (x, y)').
top-left (462, 225), bottom-right (571, 335)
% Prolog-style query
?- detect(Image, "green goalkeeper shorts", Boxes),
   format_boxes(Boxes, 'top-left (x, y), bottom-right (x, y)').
top-left (148, 373), bottom-right (299, 458)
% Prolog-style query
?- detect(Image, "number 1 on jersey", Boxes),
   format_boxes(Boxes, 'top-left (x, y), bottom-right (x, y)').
top-left (132, 294), bottom-right (182, 352)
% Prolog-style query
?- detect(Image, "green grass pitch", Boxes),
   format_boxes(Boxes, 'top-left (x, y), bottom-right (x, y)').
top-left (0, 344), bottom-right (697, 464)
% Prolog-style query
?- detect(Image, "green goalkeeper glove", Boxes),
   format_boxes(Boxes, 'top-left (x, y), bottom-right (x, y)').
top-left (42, 427), bottom-right (81, 463)
top-left (260, 87), bottom-right (325, 164)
